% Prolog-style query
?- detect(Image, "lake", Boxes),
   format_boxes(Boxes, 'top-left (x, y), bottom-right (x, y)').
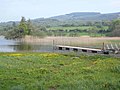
top-left (0, 36), bottom-right (53, 52)
top-left (0, 36), bottom-right (120, 52)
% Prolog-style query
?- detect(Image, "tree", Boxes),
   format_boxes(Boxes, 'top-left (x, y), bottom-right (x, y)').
top-left (18, 17), bottom-right (28, 36)
top-left (5, 17), bottom-right (47, 39)
top-left (27, 19), bottom-right (33, 35)
top-left (5, 17), bottom-right (28, 39)
top-left (109, 20), bottom-right (120, 31)
top-left (107, 19), bottom-right (120, 37)
top-left (12, 22), bottom-right (16, 27)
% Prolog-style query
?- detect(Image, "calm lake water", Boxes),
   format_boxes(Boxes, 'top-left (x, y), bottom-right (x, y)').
top-left (0, 36), bottom-right (120, 52)
top-left (0, 36), bottom-right (53, 52)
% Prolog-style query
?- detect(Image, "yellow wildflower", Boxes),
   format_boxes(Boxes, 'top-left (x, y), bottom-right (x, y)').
top-left (7, 53), bottom-right (23, 57)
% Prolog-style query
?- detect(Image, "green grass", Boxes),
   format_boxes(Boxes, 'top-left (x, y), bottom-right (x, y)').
top-left (47, 26), bottom-right (93, 31)
top-left (0, 52), bottom-right (120, 90)
top-left (47, 26), bottom-right (108, 31)
top-left (46, 26), bottom-right (108, 37)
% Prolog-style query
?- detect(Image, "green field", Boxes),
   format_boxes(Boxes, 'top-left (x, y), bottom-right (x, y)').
top-left (46, 26), bottom-right (108, 37)
top-left (0, 52), bottom-right (120, 90)
top-left (47, 26), bottom-right (108, 31)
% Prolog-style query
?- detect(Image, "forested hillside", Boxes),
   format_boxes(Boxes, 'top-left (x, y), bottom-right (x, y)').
top-left (0, 12), bottom-right (120, 38)
top-left (50, 12), bottom-right (120, 21)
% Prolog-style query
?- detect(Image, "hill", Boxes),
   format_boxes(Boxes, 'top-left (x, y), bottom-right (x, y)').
top-left (0, 12), bottom-right (120, 27)
top-left (32, 12), bottom-right (120, 26)
top-left (50, 12), bottom-right (120, 21)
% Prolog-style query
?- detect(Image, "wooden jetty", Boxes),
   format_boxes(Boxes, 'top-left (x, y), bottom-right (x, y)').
top-left (55, 45), bottom-right (105, 54)
top-left (54, 42), bottom-right (120, 55)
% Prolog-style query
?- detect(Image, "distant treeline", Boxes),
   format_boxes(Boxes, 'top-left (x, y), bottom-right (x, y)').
top-left (0, 17), bottom-right (120, 39)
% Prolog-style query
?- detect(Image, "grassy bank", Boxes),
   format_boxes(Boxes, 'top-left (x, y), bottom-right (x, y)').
top-left (0, 52), bottom-right (120, 90)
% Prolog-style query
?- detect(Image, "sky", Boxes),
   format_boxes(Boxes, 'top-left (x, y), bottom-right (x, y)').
top-left (0, 0), bottom-right (120, 22)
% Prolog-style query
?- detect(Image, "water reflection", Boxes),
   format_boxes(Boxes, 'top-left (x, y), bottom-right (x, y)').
top-left (14, 42), bottom-right (33, 51)
top-left (0, 36), bottom-right (120, 52)
top-left (0, 36), bottom-right (53, 52)
top-left (0, 36), bottom-right (18, 45)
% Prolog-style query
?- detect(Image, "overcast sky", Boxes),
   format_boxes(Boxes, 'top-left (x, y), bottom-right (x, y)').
top-left (0, 0), bottom-right (120, 22)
